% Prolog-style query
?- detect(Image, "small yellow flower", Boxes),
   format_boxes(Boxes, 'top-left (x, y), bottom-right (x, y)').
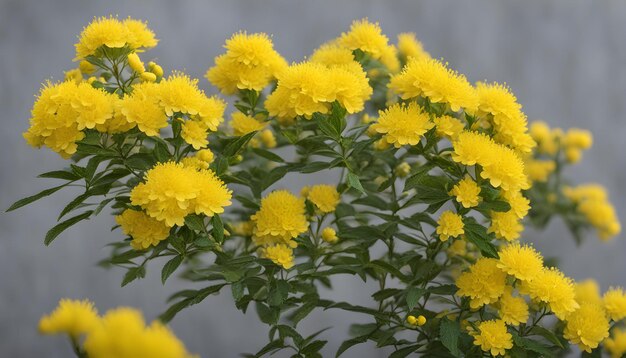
top-left (449, 176), bottom-right (481, 208)
top-left (115, 209), bottom-right (171, 250)
top-left (371, 102), bottom-right (434, 148)
top-left (456, 258), bottom-right (507, 309)
top-left (140, 71), bottom-right (157, 82)
top-left (520, 267), bottom-right (578, 320)
top-left (436, 211), bottom-right (464, 242)
top-left (321, 227), bottom-right (338, 244)
top-left (307, 184), bottom-right (340, 213)
top-left (416, 315), bottom-right (427, 326)
top-left (260, 129), bottom-right (276, 148)
top-left (148, 61), bottom-right (164, 78)
top-left (471, 319), bottom-right (513, 356)
top-left (496, 243), bottom-right (543, 282)
top-left (251, 190), bottom-right (309, 247)
top-left (603, 287), bottom-right (626, 321)
top-left (497, 288), bottom-right (529, 326)
top-left (196, 149), bottom-right (214, 164)
top-left (260, 244), bottom-right (295, 269)
top-left (39, 299), bottom-right (100, 338)
top-left (406, 315), bottom-right (418, 326)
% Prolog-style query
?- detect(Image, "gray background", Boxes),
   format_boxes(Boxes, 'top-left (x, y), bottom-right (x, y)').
top-left (1, 0), bottom-right (625, 356)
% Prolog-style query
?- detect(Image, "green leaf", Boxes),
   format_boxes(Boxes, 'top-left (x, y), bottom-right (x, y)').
top-left (121, 265), bottom-right (146, 287)
top-left (389, 344), bottom-right (421, 358)
top-left (161, 255), bottom-right (184, 284)
top-left (301, 340), bottom-right (327, 355)
top-left (223, 131), bottom-right (257, 157)
top-left (439, 318), bottom-right (461, 357)
top-left (38, 170), bottom-right (81, 181)
top-left (368, 260), bottom-right (408, 281)
top-left (290, 302), bottom-right (316, 326)
top-left (253, 339), bottom-right (284, 357)
top-left (351, 196), bottom-right (388, 210)
top-left (6, 183), bottom-right (69, 212)
top-left (512, 334), bottom-right (555, 358)
top-left (58, 191), bottom-right (92, 220)
top-left (256, 302), bottom-right (279, 325)
top-left (336, 335), bottom-right (369, 357)
top-left (211, 214), bottom-right (224, 243)
top-left (477, 200), bottom-right (511, 213)
top-left (428, 284), bottom-right (458, 295)
top-left (347, 172), bottom-right (366, 195)
top-left (463, 222), bottom-right (499, 259)
top-left (528, 326), bottom-right (565, 349)
top-left (159, 284), bottom-right (226, 322)
top-left (268, 280), bottom-right (290, 307)
top-left (252, 148), bottom-right (284, 162)
top-left (406, 287), bottom-right (426, 310)
top-left (184, 215), bottom-right (205, 232)
top-left (44, 210), bottom-right (93, 246)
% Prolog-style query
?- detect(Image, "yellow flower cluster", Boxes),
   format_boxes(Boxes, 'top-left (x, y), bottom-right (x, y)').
top-left (130, 161), bottom-right (232, 227)
top-left (564, 184), bottom-right (621, 240)
top-left (40, 299), bottom-right (194, 358)
top-left (530, 121), bottom-right (593, 163)
top-left (371, 102), bottom-right (434, 148)
top-left (115, 209), bottom-right (171, 250)
top-left (74, 16), bottom-right (157, 59)
top-left (206, 32), bottom-right (288, 94)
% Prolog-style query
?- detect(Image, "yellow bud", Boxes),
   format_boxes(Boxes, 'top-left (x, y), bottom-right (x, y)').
top-left (406, 315), bottom-right (418, 326)
top-left (232, 154), bottom-right (243, 164)
top-left (416, 315), bottom-right (427, 326)
top-left (127, 53), bottom-right (145, 74)
top-left (149, 62), bottom-right (164, 78)
top-left (565, 147), bottom-right (582, 163)
top-left (140, 72), bottom-right (157, 82)
top-left (321, 227), bottom-right (338, 244)
top-left (395, 162), bottom-right (411, 178)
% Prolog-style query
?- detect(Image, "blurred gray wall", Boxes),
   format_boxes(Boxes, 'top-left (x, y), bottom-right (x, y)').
top-left (1, 0), bottom-right (626, 356)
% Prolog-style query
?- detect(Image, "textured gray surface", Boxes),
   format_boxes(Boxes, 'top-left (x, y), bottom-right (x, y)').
top-left (1, 0), bottom-right (625, 356)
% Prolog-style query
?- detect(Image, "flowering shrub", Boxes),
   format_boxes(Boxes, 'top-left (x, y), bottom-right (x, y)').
top-left (8, 16), bottom-right (625, 357)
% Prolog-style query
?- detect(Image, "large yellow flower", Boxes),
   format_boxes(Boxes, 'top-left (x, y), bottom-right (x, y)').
top-left (521, 267), bottom-right (578, 320)
top-left (389, 58), bottom-right (478, 112)
top-left (574, 280), bottom-right (602, 306)
top-left (563, 303), bottom-right (610, 353)
top-left (603, 287), bottom-right (626, 321)
top-left (435, 211), bottom-right (464, 242)
top-left (471, 320), bottom-right (513, 356)
top-left (115, 209), bottom-right (171, 250)
top-left (39, 299), bottom-right (100, 338)
top-left (371, 102), bottom-right (434, 148)
top-left (456, 258), bottom-right (507, 309)
top-left (75, 16), bottom-right (157, 59)
top-left (497, 288), bottom-right (529, 326)
top-left (496, 243), bottom-right (543, 282)
top-left (119, 82), bottom-right (168, 136)
top-left (310, 43), bottom-right (356, 67)
top-left (338, 19), bottom-right (390, 60)
top-left (251, 190), bottom-right (309, 248)
top-left (489, 211), bottom-right (523, 241)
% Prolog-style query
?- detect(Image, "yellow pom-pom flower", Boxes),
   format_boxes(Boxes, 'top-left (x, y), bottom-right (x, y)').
top-left (524, 159), bottom-right (555, 183)
top-left (75, 16), bottom-right (157, 60)
top-left (604, 287), bottom-right (626, 321)
top-left (39, 299), bottom-right (100, 338)
top-left (120, 82), bottom-right (168, 136)
top-left (574, 280), bottom-right (602, 306)
top-left (433, 115), bottom-right (465, 140)
top-left (115, 209), bottom-right (171, 250)
top-left (371, 102), bottom-right (434, 148)
top-left (521, 267), bottom-right (579, 320)
top-left (605, 328), bottom-right (626, 358)
top-left (196, 149), bottom-right (214, 164)
top-left (310, 43), bottom-right (356, 67)
top-left (501, 189), bottom-right (530, 219)
top-left (497, 288), bottom-right (529, 326)
top-left (339, 19), bottom-right (390, 60)
top-left (260, 244), bottom-right (295, 269)
top-left (389, 58), bottom-right (478, 112)
top-left (306, 184), bottom-right (340, 213)
top-left (470, 319), bottom-right (513, 356)
top-left (396, 33), bottom-right (430, 62)
top-left (230, 112), bottom-right (266, 136)
top-left (260, 129), bottom-right (276, 148)
top-left (456, 258), bottom-right (507, 308)
top-left (251, 190), bottom-right (309, 247)
top-left (563, 303), bottom-right (610, 353)
top-left (436, 211), bottom-right (464, 242)
top-left (394, 162), bottom-right (411, 178)
top-left (496, 243), bottom-right (543, 282)
top-left (488, 211), bottom-right (523, 241)
top-left (130, 162), bottom-right (232, 227)
top-left (321, 227), bottom-right (339, 244)
top-left (449, 176), bottom-right (481, 208)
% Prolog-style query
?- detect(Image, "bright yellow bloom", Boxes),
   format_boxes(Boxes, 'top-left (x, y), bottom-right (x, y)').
top-left (574, 280), bottom-right (602, 306)
top-left (378, 44), bottom-right (401, 73)
top-left (148, 61), bottom-right (164, 78)
top-left (456, 258), bottom-right (507, 309)
top-left (79, 60), bottom-right (95, 74)
top-left (450, 176), bottom-right (481, 208)
top-left (389, 58), bottom-right (478, 112)
top-left (433, 115), bottom-right (465, 140)
top-left (75, 16), bottom-right (157, 60)
top-left (604, 287), bottom-right (626, 321)
top-left (501, 190), bottom-right (530, 219)
top-left (115, 209), bottom-right (171, 250)
top-left (521, 267), bottom-right (579, 320)
top-left (327, 64), bottom-right (372, 113)
top-left (95, 97), bottom-right (135, 134)
top-left (339, 19), bottom-right (390, 60)
top-left (181, 120), bottom-right (209, 149)
top-left (396, 33), bottom-right (430, 62)
top-left (447, 240), bottom-right (467, 256)
top-left (260, 129), bottom-right (276, 148)
top-left (196, 149), bottom-right (214, 164)
top-left (181, 157), bottom-right (209, 170)
top-left (452, 131), bottom-right (529, 193)
top-left (471, 319), bottom-right (513, 356)
top-left (605, 328), bottom-right (626, 358)
top-left (230, 112), bottom-right (266, 136)
top-left (206, 32), bottom-right (287, 94)
top-left (260, 244), bottom-right (295, 269)
top-left (474, 82), bottom-right (535, 153)
top-left (64, 68), bottom-right (83, 83)
top-left (120, 82), bottom-right (168, 136)
top-left (131, 162), bottom-right (232, 227)
top-left (497, 288), bottom-right (529, 326)
top-left (416, 315), bottom-right (427, 326)
top-left (436, 211), bottom-right (464, 242)
top-left (529, 121), bottom-right (551, 143)
top-left (564, 184), bottom-right (621, 240)
top-left (489, 211), bottom-right (523, 241)
top-left (524, 159), bottom-right (555, 183)
top-left (310, 43), bottom-right (356, 67)
top-left (321, 227), bottom-right (339, 244)
top-left (496, 243), bottom-right (543, 282)
top-left (83, 307), bottom-right (193, 358)
top-left (371, 102), bottom-right (434, 148)
top-left (564, 128), bottom-right (593, 150)
top-left (305, 184), bottom-right (340, 213)
top-left (39, 299), bottom-right (99, 338)
top-left (251, 190), bottom-right (309, 247)
top-left (563, 303), bottom-right (610, 353)
top-left (565, 147), bottom-right (582, 163)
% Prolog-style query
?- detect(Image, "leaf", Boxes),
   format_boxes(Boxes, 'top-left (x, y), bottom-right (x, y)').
top-left (512, 334), bottom-right (555, 358)
top-left (406, 287), bottom-right (426, 310)
top-left (351, 196), bottom-right (389, 210)
top-left (439, 318), bottom-right (461, 357)
top-left (477, 200), bottom-right (511, 213)
top-left (347, 172), bottom-right (366, 195)
top-left (298, 161), bottom-right (331, 173)
top-left (252, 148), bottom-right (284, 162)
top-left (428, 284), bottom-right (458, 295)
top-left (121, 266), bottom-right (146, 287)
top-left (463, 222), bottom-right (499, 259)
top-left (44, 211), bottom-right (93, 246)
top-left (159, 284), bottom-right (226, 322)
top-left (223, 131), bottom-right (257, 157)
top-left (389, 344), bottom-right (421, 358)
top-left (253, 339), bottom-right (284, 357)
top-left (184, 215), bottom-right (205, 232)
top-left (38, 170), bottom-right (81, 181)
top-left (368, 260), bottom-right (408, 281)
top-left (290, 302), bottom-right (316, 326)
top-left (6, 184), bottom-right (69, 212)
top-left (255, 302), bottom-right (278, 325)
top-left (58, 192), bottom-right (92, 220)
top-left (161, 255), bottom-right (184, 284)
top-left (211, 215), bottom-right (224, 243)
top-left (528, 326), bottom-right (565, 349)
top-left (336, 335), bottom-right (369, 357)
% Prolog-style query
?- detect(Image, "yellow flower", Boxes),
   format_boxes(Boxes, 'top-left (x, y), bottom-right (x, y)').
top-left (565, 147), bottom-right (582, 163)
top-left (339, 19), bottom-right (390, 60)
top-left (120, 82), bottom-right (168, 136)
top-left (501, 190), bottom-right (530, 219)
top-left (564, 184), bottom-right (621, 240)
top-left (394, 162), bottom-right (411, 178)
top-left (564, 128), bottom-right (593, 150)
top-left (75, 16), bottom-right (157, 60)
top-left (231, 221), bottom-right (254, 236)
top-left (471, 319), bottom-right (513, 356)
top-left (251, 190), bottom-right (309, 247)
top-left (181, 120), bottom-right (209, 149)
top-left (181, 157), bottom-right (209, 170)
top-left (574, 280), bottom-right (602, 306)
top-left (449, 176), bottom-right (481, 208)
top-left (321, 227), bottom-right (339, 244)
top-left (452, 131), bottom-right (529, 193)
top-left (436, 211), bottom-right (464, 242)
top-left (524, 159), bottom-right (555, 183)
top-left (260, 129), bottom-right (276, 148)
top-left (39, 299), bottom-right (100, 338)
top-left (496, 243), bottom-right (543, 282)
top-left (310, 43), bottom-right (356, 67)
top-left (563, 303), bottom-right (610, 353)
top-left (206, 32), bottom-right (287, 94)
top-left (83, 307), bottom-right (193, 358)
top-left (196, 149), bottom-right (214, 164)
top-left (605, 328), bottom-right (626, 358)
top-left (447, 240), bottom-right (467, 256)
top-left (148, 61), bottom-right (164, 78)
top-left (115, 209), bottom-right (171, 250)
top-left (497, 288), bottom-right (529, 326)
top-left (260, 244), bottom-right (295, 269)
top-left (456, 258), bottom-right (507, 309)
top-left (327, 64), bottom-right (372, 113)
top-left (230, 112), bottom-right (266, 136)
top-left (433, 115), bottom-right (465, 140)
top-left (396, 33), bottom-right (430, 62)
top-left (488, 211), bottom-right (523, 241)
top-left (306, 184), bottom-right (340, 213)
top-left (64, 68), bottom-right (83, 83)
top-left (529, 121), bottom-right (551, 143)
top-left (131, 162), bottom-right (232, 227)
top-left (371, 102), bottom-right (434, 148)
top-left (406, 315), bottom-right (418, 326)
top-left (521, 267), bottom-right (579, 320)
top-left (604, 287), bottom-right (626, 321)
top-left (389, 58), bottom-right (478, 112)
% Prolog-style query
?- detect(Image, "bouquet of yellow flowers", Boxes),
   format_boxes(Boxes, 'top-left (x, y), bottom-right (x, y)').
top-left (9, 16), bottom-right (625, 357)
